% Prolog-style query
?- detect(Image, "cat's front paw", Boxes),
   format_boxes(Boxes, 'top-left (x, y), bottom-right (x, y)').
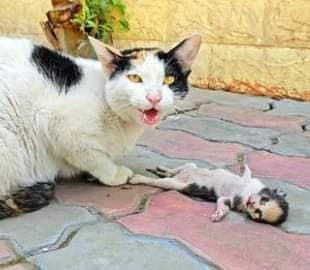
top-left (113, 166), bottom-right (133, 185)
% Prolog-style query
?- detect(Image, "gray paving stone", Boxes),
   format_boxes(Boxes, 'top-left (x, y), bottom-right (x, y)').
top-left (270, 134), bottom-right (310, 157)
top-left (160, 116), bottom-right (280, 149)
top-left (269, 99), bottom-right (310, 118)
top-left (261, 179), bottom-right (310, 234)
top-left (119, 146), bottom-right (213, 177)
top-left (0, 204), bottom-right (97, 254)
top-left (191, 87), bottom-right (273, 111)
top-left (32, 222), bottom-right (213, 270)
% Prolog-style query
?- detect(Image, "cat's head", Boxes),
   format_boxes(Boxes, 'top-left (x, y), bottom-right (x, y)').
top-left (89, 35), bottom-right (201, 126)
top-left (245, 187), bottom-right (289, 225)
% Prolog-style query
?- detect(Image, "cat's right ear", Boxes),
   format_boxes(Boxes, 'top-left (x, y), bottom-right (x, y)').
top-left (88, 36), bottom-right (127, 76)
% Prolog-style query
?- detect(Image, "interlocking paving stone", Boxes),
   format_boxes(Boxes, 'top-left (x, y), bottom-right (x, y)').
top-left (0, 204), bottom-right (97, 254)
top-left (32, 222), bottom-right (212, 270)
top-left (2, 265), bottom-right (30, 270)
top-left (160, 116), bottom-right (280, 149)
top-left (240, 151), bottom-right (310, 189)
top-left (190, 103), bottom-right (304, 132)
top-left (56, 178), bottom-right (160, 218)
top-left (261, 179), bottom-right (310, 234)
top-left (139, 129), bottom-right (251, 167)
top-left (120, 191), bottom-right (310, 270)
top-left (268, 99), bottom-right (310, 118)
top-left (270, 134), bottom-right (310, 157)
top-left (0, 240), bottom-right (15, 263)
top-left (119, 145), bottom-right (213, 176)
top-left (173, 88), bottom-right (211, 112)
top-left (190, 87), bottom-right (273, 110)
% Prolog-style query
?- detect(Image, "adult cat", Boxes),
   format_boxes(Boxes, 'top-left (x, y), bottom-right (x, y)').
top-left (0, 35), bottom-right (201, 218)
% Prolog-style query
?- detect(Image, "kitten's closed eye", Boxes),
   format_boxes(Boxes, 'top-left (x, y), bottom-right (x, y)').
top-left (127, 74), bottom-right (143, 83)
top-left (163, 75), bottom-right (175, 86)
top-left (260, 196), bottom-right (270, 204)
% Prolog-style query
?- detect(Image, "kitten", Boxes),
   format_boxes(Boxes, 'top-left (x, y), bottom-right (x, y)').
top-left (130, 164), bottom-right (289, 225)
top-left (0, 35), bottom-right (201, 218)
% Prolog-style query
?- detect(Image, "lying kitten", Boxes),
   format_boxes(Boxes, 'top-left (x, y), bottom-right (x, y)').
top-left (130, 163), bottom-right (289, 225)
top-left (0, 35), bottom-right (201, 218)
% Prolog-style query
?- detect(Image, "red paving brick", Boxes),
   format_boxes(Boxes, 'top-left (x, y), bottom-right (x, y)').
top-left (194, 103), bottom-right (304, 132)
top-left (56, 179), bottom-right (160, 218)
top-left (120, 191), bottom-right (310, 270)
top-left (139, 129), bottom-right (251, 167)
top-left (243, 151), bottom-right (310, 189)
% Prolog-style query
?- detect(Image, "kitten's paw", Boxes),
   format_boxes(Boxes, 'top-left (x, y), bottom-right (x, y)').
top-left (147, 166), bottom-right (175, 178)
top-left (210, 207), bottom-right (229, 222)
top-left (113, 166), bottom-right (134, 185)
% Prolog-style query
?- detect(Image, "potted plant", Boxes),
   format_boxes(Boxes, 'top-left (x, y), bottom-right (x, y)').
top-left (41, 0), bottom-right (129, 58)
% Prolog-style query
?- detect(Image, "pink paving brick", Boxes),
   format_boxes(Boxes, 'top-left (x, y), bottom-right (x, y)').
top-left (56, 180), bottom-right (160, 218)
top-left (120, 191), bottom-right (310, 270)
top-left (139, 129), bottom-right (251, 167)
top-left (243, 151), bottom-right (310, 189)
top-left (194, 103), bottom-right (304, 132)
top-left (0, 240), bottom-right (14, 263)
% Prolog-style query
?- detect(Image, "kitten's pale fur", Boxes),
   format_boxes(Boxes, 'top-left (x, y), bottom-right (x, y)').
top-left (0, 35), bottom-right (201, 217)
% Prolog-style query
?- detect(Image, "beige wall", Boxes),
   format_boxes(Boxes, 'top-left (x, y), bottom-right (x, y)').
top-left (0, 0), bottom-right (310, 100)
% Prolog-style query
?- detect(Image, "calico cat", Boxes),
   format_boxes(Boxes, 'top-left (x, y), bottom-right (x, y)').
top-left (130, 164), bottom-right (289, 225)
top-left (0, 34), bottom-right (201, 218)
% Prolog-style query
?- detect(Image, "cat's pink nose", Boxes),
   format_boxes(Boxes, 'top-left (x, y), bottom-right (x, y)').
top-left (146, 94), bottom-right (161, 105)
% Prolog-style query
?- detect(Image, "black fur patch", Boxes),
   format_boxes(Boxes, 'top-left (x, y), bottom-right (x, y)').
top-left (157, 50), bottom-right (190, 98)
top-left (0, 182), bottom-right (55, 219)
top-left (182, 183), bottom-right (218, 202)
top-left (121, 47), bottom-right (159, 55)
top-left (109, 55), bottom-right (131, 79)
top-left (232, 195), bottom-right (242, 210)
top-left (31, 45), bottom-right (83, 93)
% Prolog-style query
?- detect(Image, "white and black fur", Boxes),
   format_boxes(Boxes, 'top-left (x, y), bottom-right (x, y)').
top-left (130, 164), bottom-right (289, 225)
top-left (0, 35), bottom-right (201, 218)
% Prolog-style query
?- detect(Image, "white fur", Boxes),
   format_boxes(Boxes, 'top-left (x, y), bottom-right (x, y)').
top-left (0, 37), bottom-right (178, 196)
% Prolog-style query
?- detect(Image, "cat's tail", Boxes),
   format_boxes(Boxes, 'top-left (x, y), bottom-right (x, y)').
top-left (0, 182), bottom-right (55, 219)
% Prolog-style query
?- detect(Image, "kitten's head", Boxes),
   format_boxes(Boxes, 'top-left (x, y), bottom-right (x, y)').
top-left (89, 35), bottom-right (201, 126)
top-left (245, 187), bottom-right (289, 225)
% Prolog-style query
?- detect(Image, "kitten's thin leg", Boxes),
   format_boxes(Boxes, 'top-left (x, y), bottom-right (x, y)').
top-left (151, 163), bottom-right (198, 177)
top-left (211, 197), bottom-right (232, 222)
top-left (130, 175), bottom-right (187, 190)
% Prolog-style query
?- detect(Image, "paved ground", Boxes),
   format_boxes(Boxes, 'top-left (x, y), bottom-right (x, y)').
top-left (0, 88), bottom-right (310, 270)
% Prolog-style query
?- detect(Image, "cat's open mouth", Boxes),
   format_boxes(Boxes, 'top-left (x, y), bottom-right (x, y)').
top-left (139, 108), bottom-right (160, 126)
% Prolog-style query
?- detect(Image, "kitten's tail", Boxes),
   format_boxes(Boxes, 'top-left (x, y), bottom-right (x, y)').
top-left (0, 182), bottom-right (55, 219)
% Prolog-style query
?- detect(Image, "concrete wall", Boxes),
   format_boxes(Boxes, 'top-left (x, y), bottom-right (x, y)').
top-left (1, 0), bottom-right (310, 100)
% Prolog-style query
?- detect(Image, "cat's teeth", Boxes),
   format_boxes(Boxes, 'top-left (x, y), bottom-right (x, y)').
top-left (140, 108), bottom-right (160, 126)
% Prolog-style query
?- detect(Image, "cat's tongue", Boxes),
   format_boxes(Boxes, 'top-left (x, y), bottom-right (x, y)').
top-left (141, 108), bottom-right (160, 126)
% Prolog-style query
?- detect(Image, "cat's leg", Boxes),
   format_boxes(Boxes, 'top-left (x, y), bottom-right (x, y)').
top-left (130, 175), bottom-right (187, 190)
top-left (211, 197), bottom-right (232, 222)
top-left (0, 182), bottom-right (55, 219)
top-left (49, 116), bottom-right (133, 186)
top-left (148, 163), bottom-right (198, 178)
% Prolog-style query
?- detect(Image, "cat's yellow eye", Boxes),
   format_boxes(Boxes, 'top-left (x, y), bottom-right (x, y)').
top-left (163, 75), bottom-right (175, 85)
top-left (127, 74), bottom-right (143, 83)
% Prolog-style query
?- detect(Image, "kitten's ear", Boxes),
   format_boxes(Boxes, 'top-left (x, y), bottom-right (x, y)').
top-left (88, 36), bottom-right (126, 76)
top-left (167, 34), bottom-right (202, 73)
top-left (273, 188), bottom-right (287, 198)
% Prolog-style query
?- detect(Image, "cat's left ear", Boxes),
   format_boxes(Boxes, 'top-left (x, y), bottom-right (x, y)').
top-left (88, 36), bottom-right (127, 76)
top-left (167, 34), bottom-right (202, 73)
